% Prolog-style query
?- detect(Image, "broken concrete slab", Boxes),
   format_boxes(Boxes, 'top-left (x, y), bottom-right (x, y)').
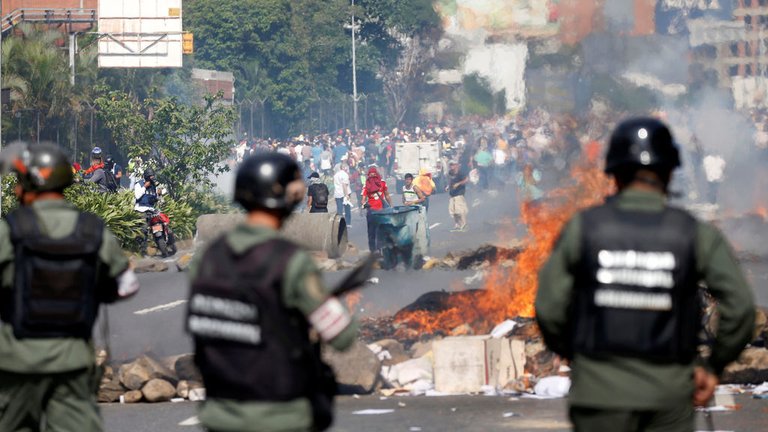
top-left (433, 336), bottom-right (494, 393)
top-left (175, 253), bottom-right (194, 272)
top-left (324, 340), bottom-right (381, 394)
top-left (174, 353), bottom-right (202, 382)
top-left (433, 335), bottom-right (528, 394)
top-left (722, 347), bottom-right (768, 384)
top-left (98, 377), bottom-right (126, 403)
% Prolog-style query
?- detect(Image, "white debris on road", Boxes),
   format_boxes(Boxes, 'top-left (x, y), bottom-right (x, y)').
top-left (352, 409), bottom-right (396, 415)
top-left (532, 376), bottom-right (571, 399)
top-left (133, 300), bottom-right (188, 315)
top-left (178, 416), bottom-right (200, 426)
top-left (490, 320), bottom-right (517, 338)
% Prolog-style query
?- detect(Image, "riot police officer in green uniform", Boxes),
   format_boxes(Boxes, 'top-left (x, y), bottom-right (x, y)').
top-left (187, 152), bottom-right (358, 432)
top-left (0, 143), bottom-right (139, 432)
top-left (536, 118), bottom-right (755, 432)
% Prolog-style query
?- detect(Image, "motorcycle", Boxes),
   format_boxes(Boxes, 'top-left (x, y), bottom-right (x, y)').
top-left (148, 209), bottom-right (177, 257)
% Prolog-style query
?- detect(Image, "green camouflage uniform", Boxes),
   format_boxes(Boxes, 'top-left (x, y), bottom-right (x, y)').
top-left (0, 200), bottom-right (129, 432)
top-left (189, 223), bottom-right (358, 432)
top-left (536, 189), bottom-right (755, 431)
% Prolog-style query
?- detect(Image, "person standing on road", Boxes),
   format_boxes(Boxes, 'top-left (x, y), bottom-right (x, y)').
top-left (362, 166), bottom-right (392, 252)
top-left (446, 160), bottom-right (469, 232)
top-left (474, 143), bottom-right (493, 190)
top-left (414, 168), bottom-right (435, 212)
top-left (402, 173), bottom-right (426, 206)
top-left (187, 153), bottom-right (357, 432)
top-left (306, 172), bottom-right (330, 213)
top-left (0, 143), bottom-right (139, 432)
top-left (333, 163), bottom-right (352, 227)
top-left (535, 117), bottom-right (755, 432)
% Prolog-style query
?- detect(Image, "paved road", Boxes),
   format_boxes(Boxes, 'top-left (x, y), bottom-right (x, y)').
top-left (96, 183), bottom-right (768, 429)
top-left (98, 186), bottom-right (518, 361)
top-left (102, 394), bottom-right (768, 432)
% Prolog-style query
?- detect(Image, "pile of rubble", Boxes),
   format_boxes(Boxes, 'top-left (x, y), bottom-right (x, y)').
top-left (97, 353), bottom-right (205, 404)
top-left (353, 304), bottom-right (768, 396)
top-left (98, 306), bottom-right (768, 403)
top-left (309, 243), bottom-right (524, 273)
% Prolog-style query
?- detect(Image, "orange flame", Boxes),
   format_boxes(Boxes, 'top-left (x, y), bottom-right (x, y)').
top-left (395, 157), bottom-right (612, 335)
top-left (756, 206), bottom-right (768, 220)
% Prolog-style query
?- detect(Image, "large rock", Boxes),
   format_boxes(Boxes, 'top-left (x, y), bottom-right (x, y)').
top-left (123, 390), bottom-right (143, 404)
top-left (174, 354), bottom-right (202, 382)
top-left (133, 258), bottom-right (169, 274)
top-left (176, 380), bottom-right (205, 399)
top-left (323, 340), bottom-right (381, 394)
top-left (175, 253), bottom-right (195, 272)
top-left (142, 379), bottom-right (177, 403)
top-left (722, 347), bottom-right (768, 384)
top-left (118, 354), bottom-right (178, 390)
top-left (754, 308), bottom-right (767, 343)
top-left (98, 377), bottom-right (126, 403)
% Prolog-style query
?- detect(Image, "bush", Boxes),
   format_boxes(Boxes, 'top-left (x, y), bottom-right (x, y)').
top-left (159, 196), bottom-right (196, 240)
top-left (63, 183), bottom-right (145, 250)
top-left (1, 175), bottom-right (18, 217)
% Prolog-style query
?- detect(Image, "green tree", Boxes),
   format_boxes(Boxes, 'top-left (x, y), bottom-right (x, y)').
top-left (95, 90), bottom-right (237, 199)
top-left (2, 24), bottom-right (74, 143)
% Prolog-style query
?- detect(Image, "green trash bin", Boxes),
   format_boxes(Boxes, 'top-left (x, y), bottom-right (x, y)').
top-left (369, 205), bottom-right (428, 269)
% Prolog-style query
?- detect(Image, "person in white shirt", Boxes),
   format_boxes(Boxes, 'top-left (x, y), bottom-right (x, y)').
top-left (703, 154), bottom-right (725, 204)
top-left (333, 163), bottom-right (352, 227)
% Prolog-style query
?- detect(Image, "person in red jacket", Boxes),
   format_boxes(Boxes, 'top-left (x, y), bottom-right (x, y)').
top-left (361, 166), bottom-right (392, 252)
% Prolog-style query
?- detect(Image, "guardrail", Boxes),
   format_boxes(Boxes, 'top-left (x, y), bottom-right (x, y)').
top-left (2, 8), bottom-right (97, 34)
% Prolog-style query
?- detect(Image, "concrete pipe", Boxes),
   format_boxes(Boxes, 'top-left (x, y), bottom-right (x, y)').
top-left (195, 213), bottom-right (348, 258)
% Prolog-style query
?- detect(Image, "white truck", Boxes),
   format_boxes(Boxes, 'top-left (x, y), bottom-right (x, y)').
top-left (394, 141), bottom-right (446, 193)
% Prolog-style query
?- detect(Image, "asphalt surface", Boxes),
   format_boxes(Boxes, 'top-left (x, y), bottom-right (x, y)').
top-left (102, 394), bottom-right (768, 432)
top-left (97, 185), bottom-right (768, 430)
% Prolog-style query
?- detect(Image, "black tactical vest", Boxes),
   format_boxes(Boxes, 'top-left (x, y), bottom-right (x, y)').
top-left (571, 201), bottom-right (700, 363)
top-left (187, 236), bottom-right (316, 401)
top-left (3, 206), bottom-right (103, 339)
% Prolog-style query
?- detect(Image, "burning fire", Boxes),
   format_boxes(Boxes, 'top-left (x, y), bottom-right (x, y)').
top-left (756, 206), bottom-right (768, 221)
top-left (395, 157), bottom-right (612, 335)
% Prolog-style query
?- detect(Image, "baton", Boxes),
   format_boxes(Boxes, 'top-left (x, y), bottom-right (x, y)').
top-left (331, 253), bottom-right (377, 297)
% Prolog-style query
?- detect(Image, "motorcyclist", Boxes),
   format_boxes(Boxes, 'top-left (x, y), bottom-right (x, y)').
top-left (134, 168), bottom-right (159, 255)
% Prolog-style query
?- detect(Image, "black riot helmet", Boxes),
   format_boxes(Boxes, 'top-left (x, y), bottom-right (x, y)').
top-left (605, 117), bottom-right (681, 174)
top-left (234, 152), bottom-right (303, 213)
top-left (104, 156), bottom-right (115, 170)
top-left (143, 168), bottom-right (155, 181)
top-left (0, 143), bottom-right (74, 192)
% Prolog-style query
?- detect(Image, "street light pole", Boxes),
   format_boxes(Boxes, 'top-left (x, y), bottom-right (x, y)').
top-left (351, 0), bottom-right (358, 133)
top-left (1, 2), bottom-right (4, 210)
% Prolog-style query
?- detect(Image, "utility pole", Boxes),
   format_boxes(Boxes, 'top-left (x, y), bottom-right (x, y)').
top-left (1, 2), bottom-right (4, 209)
top-left (351, 0), bottom-right (359, 133)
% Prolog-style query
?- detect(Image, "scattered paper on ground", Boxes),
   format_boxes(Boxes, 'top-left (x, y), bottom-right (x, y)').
top-left (352, 409), bottom-right (396, 415)
top-left (533, 376), bottom-right (571, 398)
top-left (178, 416), bottom-right (200, 426)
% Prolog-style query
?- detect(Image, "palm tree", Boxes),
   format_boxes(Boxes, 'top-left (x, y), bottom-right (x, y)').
top-left (2, 23), bottom-right (73, 143)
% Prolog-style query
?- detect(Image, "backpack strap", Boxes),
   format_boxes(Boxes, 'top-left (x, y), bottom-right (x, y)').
top-left (75, 212), bottom-right (105, 251)
top-left (6, 207), bottom-right (41, 244)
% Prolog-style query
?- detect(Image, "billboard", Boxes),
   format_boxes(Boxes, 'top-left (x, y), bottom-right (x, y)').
top-left (98, 0), bottom-right (183, 68)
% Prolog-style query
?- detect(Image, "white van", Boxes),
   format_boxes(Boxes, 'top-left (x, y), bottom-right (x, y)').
top-left (394, 141), bottom-right (446, 193)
